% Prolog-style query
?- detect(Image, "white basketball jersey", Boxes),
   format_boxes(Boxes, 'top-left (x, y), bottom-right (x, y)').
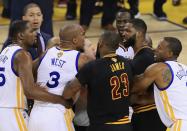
top-left (116, 44), bottom-right (134, 59)
top-left (154, 61), bottom-right (187, 127)
top-left (0, 45), bottom-right (27, 109)
top-left (35, 46), bottom-right (80, 109)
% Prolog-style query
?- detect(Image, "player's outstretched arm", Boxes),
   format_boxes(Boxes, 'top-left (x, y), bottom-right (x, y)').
top-left (14, 50), bottom-right (72, 108)
top-left (131, 63), bottom-right (161, 93)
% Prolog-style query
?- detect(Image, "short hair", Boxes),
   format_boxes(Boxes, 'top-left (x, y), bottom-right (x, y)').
top-left (9, 20), bottom-right (29, 39)
top-left (116, 8), bottom-right (132, 19)
top-left (23, 3), bottom-right (41, 16)
top-left (164, 37), bottom-right (182, 57)
top-left (129, 18), bottom-right (147, 34)
top-left (101, 31), bottom-right (121, 50)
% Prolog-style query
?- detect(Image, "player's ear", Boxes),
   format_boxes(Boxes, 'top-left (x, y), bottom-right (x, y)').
top-left (168, 50), bottom-right (173, 58)
top-left (18, 32), bottom-right (25, 40)
top-left (22, 16), bottom-right (26, 21)
top-left (72, 37), bottom-right (78, 44)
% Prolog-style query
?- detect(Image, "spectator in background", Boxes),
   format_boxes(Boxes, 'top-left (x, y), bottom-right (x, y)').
top-left (80, 0), bottom-right (119, 31)
top-left (125, 0), bottom-right (167, 20)
top-left (2, 3), bottom-right (51, 60)
top-left (172, 0), bottom-right (181, 6)
top-left (1, 0), bottom-right (11, 18)
top-left (57, 0), bottom-right (67, 8)
top-left (183, 16), bottom-right (187, 24)
top-left (66, 0), bottom-right (77, 20)
top-left (10, 0), bottom-right (53, 36)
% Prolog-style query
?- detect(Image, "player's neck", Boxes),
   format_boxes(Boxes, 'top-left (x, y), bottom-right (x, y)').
top-left (101, 51), bottom-right (116, 58)
top-left (58, 43), bottom-right (75, 50)
top-left (166, 57), bottom-right (177, 62)
top-left (133, 39), bottom-right (149, 54)
top-left (12, 40), bottom-right (29, 50)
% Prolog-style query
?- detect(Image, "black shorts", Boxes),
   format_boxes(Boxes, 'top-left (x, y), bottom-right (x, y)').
top-left (131, 109), bottom-right (166, 131)
top-left (87, 123), bottom-right (132, 131)
top-left (74, 125), bottom-right (88, 131)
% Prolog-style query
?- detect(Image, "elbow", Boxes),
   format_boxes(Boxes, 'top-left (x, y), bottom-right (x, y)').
top-left (24, 86), bottom-right (35, 99)
top-left (24, 90), bottom-right (33, 99)
top-left (62, 90), bottom-right (71, 99)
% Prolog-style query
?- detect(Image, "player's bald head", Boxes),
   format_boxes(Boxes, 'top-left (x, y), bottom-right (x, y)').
top-left (59, 24), bottom-right (84, 42)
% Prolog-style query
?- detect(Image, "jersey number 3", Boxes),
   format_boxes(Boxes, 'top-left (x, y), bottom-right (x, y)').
top-left (46, 71), bottom-right (60, 88)
top-left (110, 73), bottom-right (129, 100)
top-left (0, 67), bottom-right (6, 86)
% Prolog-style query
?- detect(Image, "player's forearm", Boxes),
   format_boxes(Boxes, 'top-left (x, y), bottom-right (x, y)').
top-left (25, 85), bottom-right (72, 108)
top-left (63, 87), bottom-right (78, 99)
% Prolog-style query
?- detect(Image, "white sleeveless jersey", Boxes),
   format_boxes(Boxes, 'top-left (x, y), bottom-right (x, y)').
top-left (0, 45), bottom-right (27, 109)
top-left (116, 44), bottom-right (134, 59)
top-left (154, 61), bottom-right (187, 127)
top-left (35, 46), bottom-right (80, 109)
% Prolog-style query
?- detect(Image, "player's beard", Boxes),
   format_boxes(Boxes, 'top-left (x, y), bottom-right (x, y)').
top-left (123, 34), bottom-right (136, 48)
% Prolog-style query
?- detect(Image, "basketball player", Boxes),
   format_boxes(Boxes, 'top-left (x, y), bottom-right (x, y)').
top-left (115, 10), bottom-right (152, 60)
top-left (132, 37), bottom-right (187, 131)
top-left (123, 19), bottom-right (166, 131)
top-left (115, 9), bottom-right (134, 59)
top-left (96, 10), bottom-right (134, 59)
top-left (28, 24), bottom-right (93, 131)
top-left (63, 31), bottom-right (134, 131)
top-left (0, 21), bottom-right (72, 131)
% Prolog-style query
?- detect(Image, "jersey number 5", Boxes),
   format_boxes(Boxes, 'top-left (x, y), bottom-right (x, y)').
top-left (110, 73), bottom-right (129, 100)
top-left (46, 71), bottom-right (60, 88)
top-left (0, 67), bottom-right (6, 86)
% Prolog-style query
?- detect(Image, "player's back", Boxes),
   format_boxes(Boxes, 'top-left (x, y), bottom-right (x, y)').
top-left (0, 45), bottom-right (27, 109)
top-left (154, 61), bottom-right (187, 127)
top-left (85, 54), bottom-right (133, 125)
top-left (35, 46), bottom-right (80, 108)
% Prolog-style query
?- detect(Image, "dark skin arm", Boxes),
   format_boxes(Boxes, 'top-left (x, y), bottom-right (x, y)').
top-left (63, 53), bottom-right (93, 101)
top-left (32, 50), bottom-right (48, 80)
top-left (131, 62), bottom-right (172, 93)
top-left (63, 78), bottom-right (83, 100)
top-left (14, 50), bottom-right (72, 108)
top-left (130, 92), bottom-right (154, 105)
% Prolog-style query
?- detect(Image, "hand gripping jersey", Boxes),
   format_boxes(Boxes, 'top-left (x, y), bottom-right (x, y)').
top-left (154, 61), bottom-right (187, 130)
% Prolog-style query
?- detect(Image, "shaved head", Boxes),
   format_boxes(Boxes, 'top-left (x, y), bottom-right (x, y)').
top-left (59, 24), bottom-right (85, 51)
top-left (59, 24), bottom-right (84, 42)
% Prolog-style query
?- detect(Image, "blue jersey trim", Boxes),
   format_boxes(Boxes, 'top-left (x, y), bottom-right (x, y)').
top-left (55, 46), bottom-right (72, 51)
top-left (56, 46), bottom-right (60, 50)
top-left (11, 49), bottom-right (22, 77)
top-left (75, 52), bottom-right (81, 72)
top-left (157, 63), bottom-right (174, 91)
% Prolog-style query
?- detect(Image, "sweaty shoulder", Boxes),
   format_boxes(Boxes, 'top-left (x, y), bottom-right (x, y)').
top-left (147, 62), bottom-right (167, 70)
top-left (13, 49), bottom-right (32, 75)
top-left (14, 49), bottom-right (32, 61)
